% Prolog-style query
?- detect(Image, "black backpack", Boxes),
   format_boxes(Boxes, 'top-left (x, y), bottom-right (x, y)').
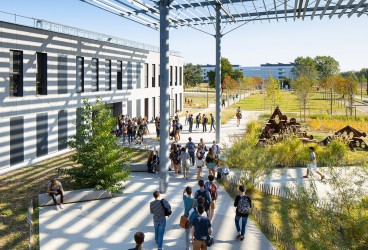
top-left (196, 189), bottom-right (211, 211)
top-left (196, 115), bottom-right (200, 122)
top-left (204, 117), bottom-right (208, 123)
top-left (161, 199), bottom-right (172, 217)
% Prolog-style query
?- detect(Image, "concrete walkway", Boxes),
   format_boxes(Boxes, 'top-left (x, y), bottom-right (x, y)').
top-left (39, 111), bottom-right (274, 250)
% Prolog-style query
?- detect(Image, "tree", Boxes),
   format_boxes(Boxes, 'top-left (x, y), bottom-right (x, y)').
top-left (314, 56), bottom-right (340, 80)
top-left (292, 76), bottom-right (315, 121)
top-left (232, 69), bottom-right (244, 81)
top-left (221, 75), bottom-right (239, 96)
top-left (183, 63), bottom-right (203, 87)
top-left (358, 68), bottom-right (368, 95)
top-left (344, 74), bottom-right (359, 116)
top-left (292, 56), bottom-right (318, 81)
top-left (208, 57), bottom-right (234, 88)
top-left (65, 98), bottom-right (131, 193)
top-left (265, 76), bottom-right (280, 111)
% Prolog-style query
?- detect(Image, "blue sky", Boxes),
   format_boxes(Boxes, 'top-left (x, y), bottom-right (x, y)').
top-left (1, 0), bottom-right (367, 71)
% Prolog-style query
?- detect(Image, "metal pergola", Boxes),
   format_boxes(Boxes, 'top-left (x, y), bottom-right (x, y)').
top-left (80, 0), bottom-right (368, 193)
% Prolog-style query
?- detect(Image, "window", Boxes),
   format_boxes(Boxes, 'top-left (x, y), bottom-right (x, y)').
top-left (105, 59), bottom-right (111, 91)
top-left (179, 66), bottom-right (183, 86)
top-left (76, 57), bottom-right (84, 93)
top-left (117, 60), bottom-right (122, 90)
top-left (91, 58), bottom-right (99, 92)
top-left (9, 50), bottom-right (23, 97)
top-left (36, 52), bottom-right (47, 95)
top-left (175, 66), bottom-right (178, 86)
top-left (144, 63), bottom-right (149, 88)
top-left (170, 66), bottom-right (173, 86)
top-left (152, 64), bottom-right (156, 87)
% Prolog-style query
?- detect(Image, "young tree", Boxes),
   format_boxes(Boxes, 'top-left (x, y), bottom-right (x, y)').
top-left (65, 98), bottom-right (131, 193)
top-left (232, 69), bottom-right (244, 81)
top-left (184, 63), bottom-right (203, 87)
top-left (314, 56), bottom-right (340, 80)
top-left (292, 76), bottom-right (315, 121)
top-left (344, 74), bottom-right (359, 116)
top-left (265, 76), bottom-right (280, 111)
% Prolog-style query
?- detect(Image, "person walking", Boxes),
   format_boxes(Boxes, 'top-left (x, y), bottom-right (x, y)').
top-left (303, 147), bottom-right (325, 180)
top-left (150, 191), bottom-right (171, 250)
top-left (47, 178), bottom-right (64, 211)
top-left (185, 111), bottom-right (189, 125)
top-left (234, 186), bottom-right (252, 241)
top-left (186, 137), bottom-right (196, 166)
top-left (221, 98), bottom-right (225, 107)
top-left (202, 114), bottom-right (208, 132)
top-left (196, 113), bottom-right (201, 130)
top-left (192, 205), bottom-right (212, 250)
top-left (204, 175), bottom-right (218, 222)
top-left (205, 148), bottom-right (216, 177)
top-left (155, 117), bottom-right (160, 138)
top-left (180, 147), bottom-right (191, 179)
top-left (128, 232), bottom-right (145, 250)
top-left (188, 114), bottom-right (194, 133)
top-left (170, 143), bottom-right (181, 174)
top-left (236, 111), bottom-right (242, 127)
top-left (196, 146), bottom-right (205, 179)
top-left (183, 187), bottom-right (197, 250)
top-left (194, 179), bottom-right (212, 217)
top-left (209, 114), bottom-right (215, 132)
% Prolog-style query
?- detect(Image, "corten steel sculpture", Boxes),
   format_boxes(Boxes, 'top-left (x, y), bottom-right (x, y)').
top-left (333, 126), bottom-right (368, 151)
top-left (258, 107), bottom-right (314, 145)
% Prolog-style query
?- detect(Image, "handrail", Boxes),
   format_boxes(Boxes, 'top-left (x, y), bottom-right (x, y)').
top-left (0, 10), bottom-right (181, 57)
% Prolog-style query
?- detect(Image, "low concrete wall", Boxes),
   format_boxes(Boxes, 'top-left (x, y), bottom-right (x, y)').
top-left (127, 163), bottom-right (148, 172)
top-left (38, 189), bottom-right (112, 206)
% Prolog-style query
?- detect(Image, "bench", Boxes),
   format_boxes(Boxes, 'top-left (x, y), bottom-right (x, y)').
top-left (127, 163), bottom-right (148, 172)
top-left (38, 189), bottom-right (112, 206)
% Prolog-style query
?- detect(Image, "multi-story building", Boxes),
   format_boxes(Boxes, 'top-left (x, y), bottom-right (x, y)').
top-left (200, 63), bottom-right (294, 82)
top-left (0, 16), bottom-right (183, 172)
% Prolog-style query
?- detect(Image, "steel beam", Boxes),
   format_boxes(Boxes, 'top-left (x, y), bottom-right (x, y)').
top-left (215, 4), bottom-right (222, 144)
top-left (348, 0), bottom-right (366, 17)
top-left (159, 0), bottom-right (170, 194)
top-left (338, 0), bottom-right (355, 18)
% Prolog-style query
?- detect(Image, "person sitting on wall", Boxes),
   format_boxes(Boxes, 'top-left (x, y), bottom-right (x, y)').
top-left (47, 178), bottom-right (64, 211)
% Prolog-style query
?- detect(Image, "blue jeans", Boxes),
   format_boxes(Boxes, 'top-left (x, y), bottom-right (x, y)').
top-left (127, 133), bottom-right (133, 144)
top-left (122, 134), bottom-right (126, 143)
top-left (188, 151), bottom-right (195, 166)
top-left (235, 215), bottom-right (248, 236)
top-left (154, 219), bottom-right (166, 249)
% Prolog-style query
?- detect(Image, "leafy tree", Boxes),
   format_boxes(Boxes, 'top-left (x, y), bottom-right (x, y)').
top-left (358, 68), bottom-right (368, 95)
top-left (292, 56), bottom-right (318, 81)
top-left (344, 73), bottom-right (359, 116)
top-left (314, 56), bottom-right (340, 80)
top-left (292, 76), bottom-right (316, 121)
top-left (232, 69), bottom-right (244, 81)
top-left (265, 76), bottom-right (280, 111)
top-left (65, 98), bottom-right (130, 193)
top-left (183, 63), bottom-right (203, 87)
top-left (221, 75), bottom-right (239, 95)
top-left (208, 57), bottom-right (234, 88)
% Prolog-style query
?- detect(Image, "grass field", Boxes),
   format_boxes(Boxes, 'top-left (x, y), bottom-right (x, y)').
top-left (0, 148), bottom-right (149, 250)
top-left (183, 92), bottom-right (216, 109)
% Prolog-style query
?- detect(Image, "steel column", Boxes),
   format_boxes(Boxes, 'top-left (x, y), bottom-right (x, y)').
top-left (215, 4), bottom-right (222, 144)
top-left (159, 0), bottom-right (170, 194)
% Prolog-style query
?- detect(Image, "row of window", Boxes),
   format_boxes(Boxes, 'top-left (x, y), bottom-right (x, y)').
top-left (9, 50), bottom-right (183, 97)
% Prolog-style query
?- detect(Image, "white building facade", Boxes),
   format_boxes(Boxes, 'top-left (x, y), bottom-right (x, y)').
top-left (0, 19), bottom-right (183, 171)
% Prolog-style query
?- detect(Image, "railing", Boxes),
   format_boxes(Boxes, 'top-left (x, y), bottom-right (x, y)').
top-left (0, 10), bottom-right (181, 57)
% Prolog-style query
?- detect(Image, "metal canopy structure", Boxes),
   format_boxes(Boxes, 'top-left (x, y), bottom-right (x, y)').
top-left (82, 0), bottom-right (368, 31)
top-left (80, 0), bottom-right (368, 193)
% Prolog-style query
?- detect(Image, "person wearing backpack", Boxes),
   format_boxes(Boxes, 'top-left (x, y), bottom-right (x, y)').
top-left (194, 179), bottom-right (212, 216)
top-left (195, 113), bottom-right (201, 130)
top-left (191, 205), bottom-right (213, 250)
top-left (188, 114), bottom-right (194, 133)
top-left (236, 111), bottom-right (242, 127)
top-left (209, 114), bottom-right (215, 132)
top-left (204, 175), bottom-right (218, 222)
top-left (183, 187), bottom-right (197, 250)
top-left (150, 191), bottom-right (171, 250)
top-left (186, 137), bottom-right (196, 166)
top-left (202, 114), bottom-right (208, 132)
top-left (234, 186), bottom-right (252, 241)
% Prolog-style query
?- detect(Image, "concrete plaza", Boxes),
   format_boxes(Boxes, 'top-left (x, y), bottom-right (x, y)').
top-left (39, 111), bottom-right (275, 250)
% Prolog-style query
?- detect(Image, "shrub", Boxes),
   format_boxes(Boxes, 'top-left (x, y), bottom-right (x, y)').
top-left (64, 98), bottom-right (130, 193)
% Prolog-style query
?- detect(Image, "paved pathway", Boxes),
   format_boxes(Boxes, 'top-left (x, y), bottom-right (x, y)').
top-left (39, 111), bottom-right (274, 250)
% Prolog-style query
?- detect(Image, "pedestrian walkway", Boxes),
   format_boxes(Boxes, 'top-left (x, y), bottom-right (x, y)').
top-left (39, 111), bottom-right (274, 250)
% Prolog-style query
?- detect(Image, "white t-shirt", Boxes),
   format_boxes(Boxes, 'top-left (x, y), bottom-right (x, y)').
top-left (189, 208), bottom-right (208, 218)
top-left (180, 152), bottom-right (190, 161)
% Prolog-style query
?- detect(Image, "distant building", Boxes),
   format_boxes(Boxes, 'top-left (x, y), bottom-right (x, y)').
top-left (200, 63), bottom-right (294, 82)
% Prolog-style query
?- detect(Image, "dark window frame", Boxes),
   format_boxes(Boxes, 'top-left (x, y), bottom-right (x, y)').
top-left (9, 50), bottom-right (23, 97)
top-left (117, 60), bottom-right (123, 90)
top-left (91, 58), bottom-right (99, 92)
top-left (105, 59), bottom-right (111, 91)
top-left (76, 56), bottom-right (84, 93)
top-left (36, 52), bottom-right (47, 95)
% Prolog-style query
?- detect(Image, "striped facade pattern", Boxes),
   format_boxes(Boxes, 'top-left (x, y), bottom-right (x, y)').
top-left (0, 20), bottom-right (183, 171)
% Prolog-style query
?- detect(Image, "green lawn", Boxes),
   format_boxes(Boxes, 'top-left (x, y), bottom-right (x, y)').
top-left (0, 147), bottom-right (149, 250)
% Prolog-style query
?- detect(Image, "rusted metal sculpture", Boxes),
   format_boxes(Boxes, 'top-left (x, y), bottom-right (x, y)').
top-left (333, 126), bottom-right (368, 151)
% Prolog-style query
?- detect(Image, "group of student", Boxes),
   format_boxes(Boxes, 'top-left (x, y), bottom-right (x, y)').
top-left (169, 137), bottom-right (220, 180)
top-left (146, 177), bottom-right (252, 250)
top-left (115, 114), bottom-right (150, 144)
